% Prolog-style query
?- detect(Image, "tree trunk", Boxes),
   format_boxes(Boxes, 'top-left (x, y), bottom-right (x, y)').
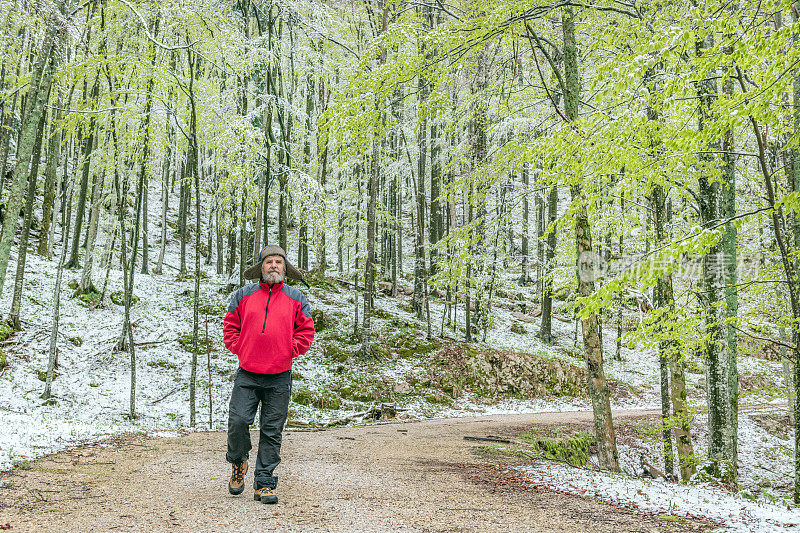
top-left (9, 104), bottom-right (47, 329)
top-left (188, 45), bottom-right (200, 427)
top-left (696, 24), bottom-right (733, 481)
top-left (0, 22), bottom-right (56, 298)
top-left (721, 56), bottom-right (739, 483)
top-left (361, 136), bottom-right (379, 356)
top-left (42, 167), bottom-right (74, 401)
top-left (38, 93), bottom-right (62, 257)
top-left (562, 4), bottom-right (619, 471)
top-left (65, 77), bottom-right (100, 270)
top-left (539, 183), bottom-right (557, 343)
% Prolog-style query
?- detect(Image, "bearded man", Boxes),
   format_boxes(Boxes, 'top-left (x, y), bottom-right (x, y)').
top-left (222, 244), bottom-right (314, 504)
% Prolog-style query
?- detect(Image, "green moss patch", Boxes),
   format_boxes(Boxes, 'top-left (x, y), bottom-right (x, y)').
top-left (518, 430), bottom-right (594, 466)
top-left (110, 291), bottom-right (139, 306)
top-left (147, 359), bottom-right (179, 371)
top-left (177, 333), bottom-right (214, 353)
top-left (0, 323), bottom-right (13, 342)
top-left (291, 386), bottom-right (342, 410)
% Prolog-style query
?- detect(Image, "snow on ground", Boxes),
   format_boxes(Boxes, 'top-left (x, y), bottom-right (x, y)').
top-left (513, 462), bottom-right (800, 532)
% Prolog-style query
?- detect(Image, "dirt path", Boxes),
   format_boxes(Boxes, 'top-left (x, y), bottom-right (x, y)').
top-left (1, 410), bottom-right (710, 532)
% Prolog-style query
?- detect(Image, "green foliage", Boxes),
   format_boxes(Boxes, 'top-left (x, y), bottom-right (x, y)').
top-left (68, 336), bottom-right (82, 346)
top-left (0, 348), bottom-right (6, 371)
top-left (75, 288), bottom-right (102, 308)
top-left (0, 323), bottom-right (13, 342)
top-left (518, 430), bottom-right (595, 467)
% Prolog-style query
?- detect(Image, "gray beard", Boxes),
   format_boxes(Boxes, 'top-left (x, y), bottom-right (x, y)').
top-left (262, 271), bottom-right (285, 285)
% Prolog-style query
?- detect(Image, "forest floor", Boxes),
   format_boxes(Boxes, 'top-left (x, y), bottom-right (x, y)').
top-left (0, 409), bottom-right (715, 533)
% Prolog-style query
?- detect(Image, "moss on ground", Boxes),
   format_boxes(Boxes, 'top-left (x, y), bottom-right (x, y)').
top-left (0, 322), bottom-right (13, 342)
top-left (147, 359), bottom-right (179, 371)
top-left (111, 291), bottom-right (139, 306)
top-left (291, 386), bottom-right (343, 410)
top-left (177, 333), bottom-right (213, 353)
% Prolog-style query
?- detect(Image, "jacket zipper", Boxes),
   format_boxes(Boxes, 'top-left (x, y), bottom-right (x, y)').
top-left (262, 286), bottom-right (273, 333)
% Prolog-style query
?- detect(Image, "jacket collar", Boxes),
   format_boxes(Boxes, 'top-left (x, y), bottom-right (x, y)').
top-left (259, 280), bottom-right (284, 291)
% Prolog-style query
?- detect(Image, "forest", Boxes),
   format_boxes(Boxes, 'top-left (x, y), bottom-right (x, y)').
top-left (2, 0), bottom-right (800, 519)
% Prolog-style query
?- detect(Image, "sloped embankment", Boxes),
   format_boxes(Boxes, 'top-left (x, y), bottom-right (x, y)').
top-left (427, 344), bottom-right (586, 399)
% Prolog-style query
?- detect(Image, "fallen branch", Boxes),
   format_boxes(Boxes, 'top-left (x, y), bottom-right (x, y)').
top-left (150, 388), bottom-right (178, 405)
top-left (464, 435), bottom-right (513, 444)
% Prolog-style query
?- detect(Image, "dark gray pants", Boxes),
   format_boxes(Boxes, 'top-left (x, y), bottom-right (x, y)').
top-left (226, 368), bottom-right (291, 489)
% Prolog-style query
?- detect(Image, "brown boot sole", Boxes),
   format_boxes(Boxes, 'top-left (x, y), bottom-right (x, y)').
top-left (254, 492), bottom-right (278, 504)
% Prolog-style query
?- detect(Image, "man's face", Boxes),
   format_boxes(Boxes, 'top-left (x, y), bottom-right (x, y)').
top-left (261, 255), bottom-right (285, 285)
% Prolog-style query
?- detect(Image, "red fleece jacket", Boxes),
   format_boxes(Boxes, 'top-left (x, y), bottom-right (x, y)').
top-left (223, 281), bottom-right (315, 374)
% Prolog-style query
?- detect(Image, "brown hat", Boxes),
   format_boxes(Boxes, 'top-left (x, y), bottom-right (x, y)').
top-left (243, 244), bottom-right (304, 282)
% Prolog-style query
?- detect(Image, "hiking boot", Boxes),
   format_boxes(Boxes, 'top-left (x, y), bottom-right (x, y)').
top-left (228, 461), bottom-right (248, 495)
top-left (254, 486), bottom-right (278, 504)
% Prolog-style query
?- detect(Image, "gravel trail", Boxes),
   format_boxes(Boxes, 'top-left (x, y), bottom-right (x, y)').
top-left (0, 409), bottom-right (708, 532)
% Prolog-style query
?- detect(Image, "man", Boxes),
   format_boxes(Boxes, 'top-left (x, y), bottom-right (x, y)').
top-left (223, 244), bottom-right (314, 504)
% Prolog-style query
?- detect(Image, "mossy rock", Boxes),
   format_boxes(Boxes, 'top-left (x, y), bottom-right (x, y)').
top-left (110, 291), bottom-right (139, 306)
top-left (424, 391), bottom-right (453, 405)
top-left (510, 322), bottom-right (527, 335)
top-left (0, 348), bottom-right (6, 371)
top-left (75, 287), bottom-right (102, 308)
top-left (335, 379), bottom-right (391, 403)
top-left (323, 344), bottom-right (349, 363)
top-left (393, 332), bottom-right (438, 359)
top-left (0, 322), bottom-right (13, 342)
top-left (311, 309), bottom-right (328, 331)
top-left (292, 387), bottom-right (314, 406)
top-left (369, 344), bottom-right (389, 359)
top-left (177, 333), bottom-right (214, 353)
top-left (68, 336), bottom-right (83, 347)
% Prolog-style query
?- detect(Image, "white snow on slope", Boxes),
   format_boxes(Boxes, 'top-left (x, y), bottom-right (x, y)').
top-left (514, 462), bottom-right (800, 532)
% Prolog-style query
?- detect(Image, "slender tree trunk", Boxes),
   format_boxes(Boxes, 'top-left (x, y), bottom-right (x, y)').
top-left (188, 44), bottom-right (200, 427)
top-left (539, 183), bottom-right (557, 343)
top-left (9, 105), bottom-right (47, 329)
top-left (38, 94), bottom-right (62, 256)
top-left (0, 22), bottom-right (56, 297)
top-left (562, 4), bottom-right (619, 471)
top-left (65, 77), bottom-right (100, 270)
top-left (78, 170), bottom-right (103, 294)
top-left (361, 136), bottom-right (379, 356)
top-left (42, 171), bottom-right (74, 401)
